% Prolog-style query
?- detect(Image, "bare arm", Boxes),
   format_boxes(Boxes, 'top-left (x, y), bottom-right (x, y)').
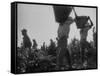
top-left (73, 7), bottom-right (77, 18)
top-left (89, 17), bottom-right (93, 26)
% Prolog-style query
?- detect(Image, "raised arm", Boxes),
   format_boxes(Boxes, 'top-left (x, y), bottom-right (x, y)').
top-left (72, 7), bottom-right (77, 18)
top-left (89, 17), bottom-right (93, 26)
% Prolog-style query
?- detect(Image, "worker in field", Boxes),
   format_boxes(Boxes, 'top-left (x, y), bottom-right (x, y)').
top-left (57, 17), bottom-right (74, 69)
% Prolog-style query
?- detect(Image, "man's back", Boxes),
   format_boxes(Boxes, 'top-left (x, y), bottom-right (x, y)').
top-left (23, 35), bottom-right (32, 48)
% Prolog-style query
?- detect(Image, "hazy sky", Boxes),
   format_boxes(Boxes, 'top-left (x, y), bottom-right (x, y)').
top-left (17, 4), bottom-right (96, 48)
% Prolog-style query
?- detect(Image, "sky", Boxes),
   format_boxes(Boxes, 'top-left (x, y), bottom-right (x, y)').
top-left (17, 4), bottom-right (96, 48)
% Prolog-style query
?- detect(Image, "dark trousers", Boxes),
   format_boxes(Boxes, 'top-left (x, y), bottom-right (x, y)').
top-left (57, 48), bottom-right (71, 68)
top-left (57, 36), bottom-right (71, 68)
top-left (81, 40), bottom-right (91, 63)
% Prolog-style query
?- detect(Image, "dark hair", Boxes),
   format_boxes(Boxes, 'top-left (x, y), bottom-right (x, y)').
top-left (21, 29), bottom-right (27, 33)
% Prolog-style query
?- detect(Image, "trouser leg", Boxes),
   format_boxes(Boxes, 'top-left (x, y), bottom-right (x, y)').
top-left (65, 49), bottom-right (72, 68)
top-left (58, 48), bottom-right (65, 67)
top-left (57, 48), bottom-right (72, 69)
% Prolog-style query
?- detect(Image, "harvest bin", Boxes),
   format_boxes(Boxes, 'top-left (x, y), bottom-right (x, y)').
top-left (75, 16), bottom-right (89, 28)
top-left (53, 6), bottom-right (72, 23)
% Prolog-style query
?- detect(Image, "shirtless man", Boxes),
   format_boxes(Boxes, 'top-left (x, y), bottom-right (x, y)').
top-left (57, 17), bottom-right (74, 69)
top-left (80, 17), bottom-right (93, 65)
